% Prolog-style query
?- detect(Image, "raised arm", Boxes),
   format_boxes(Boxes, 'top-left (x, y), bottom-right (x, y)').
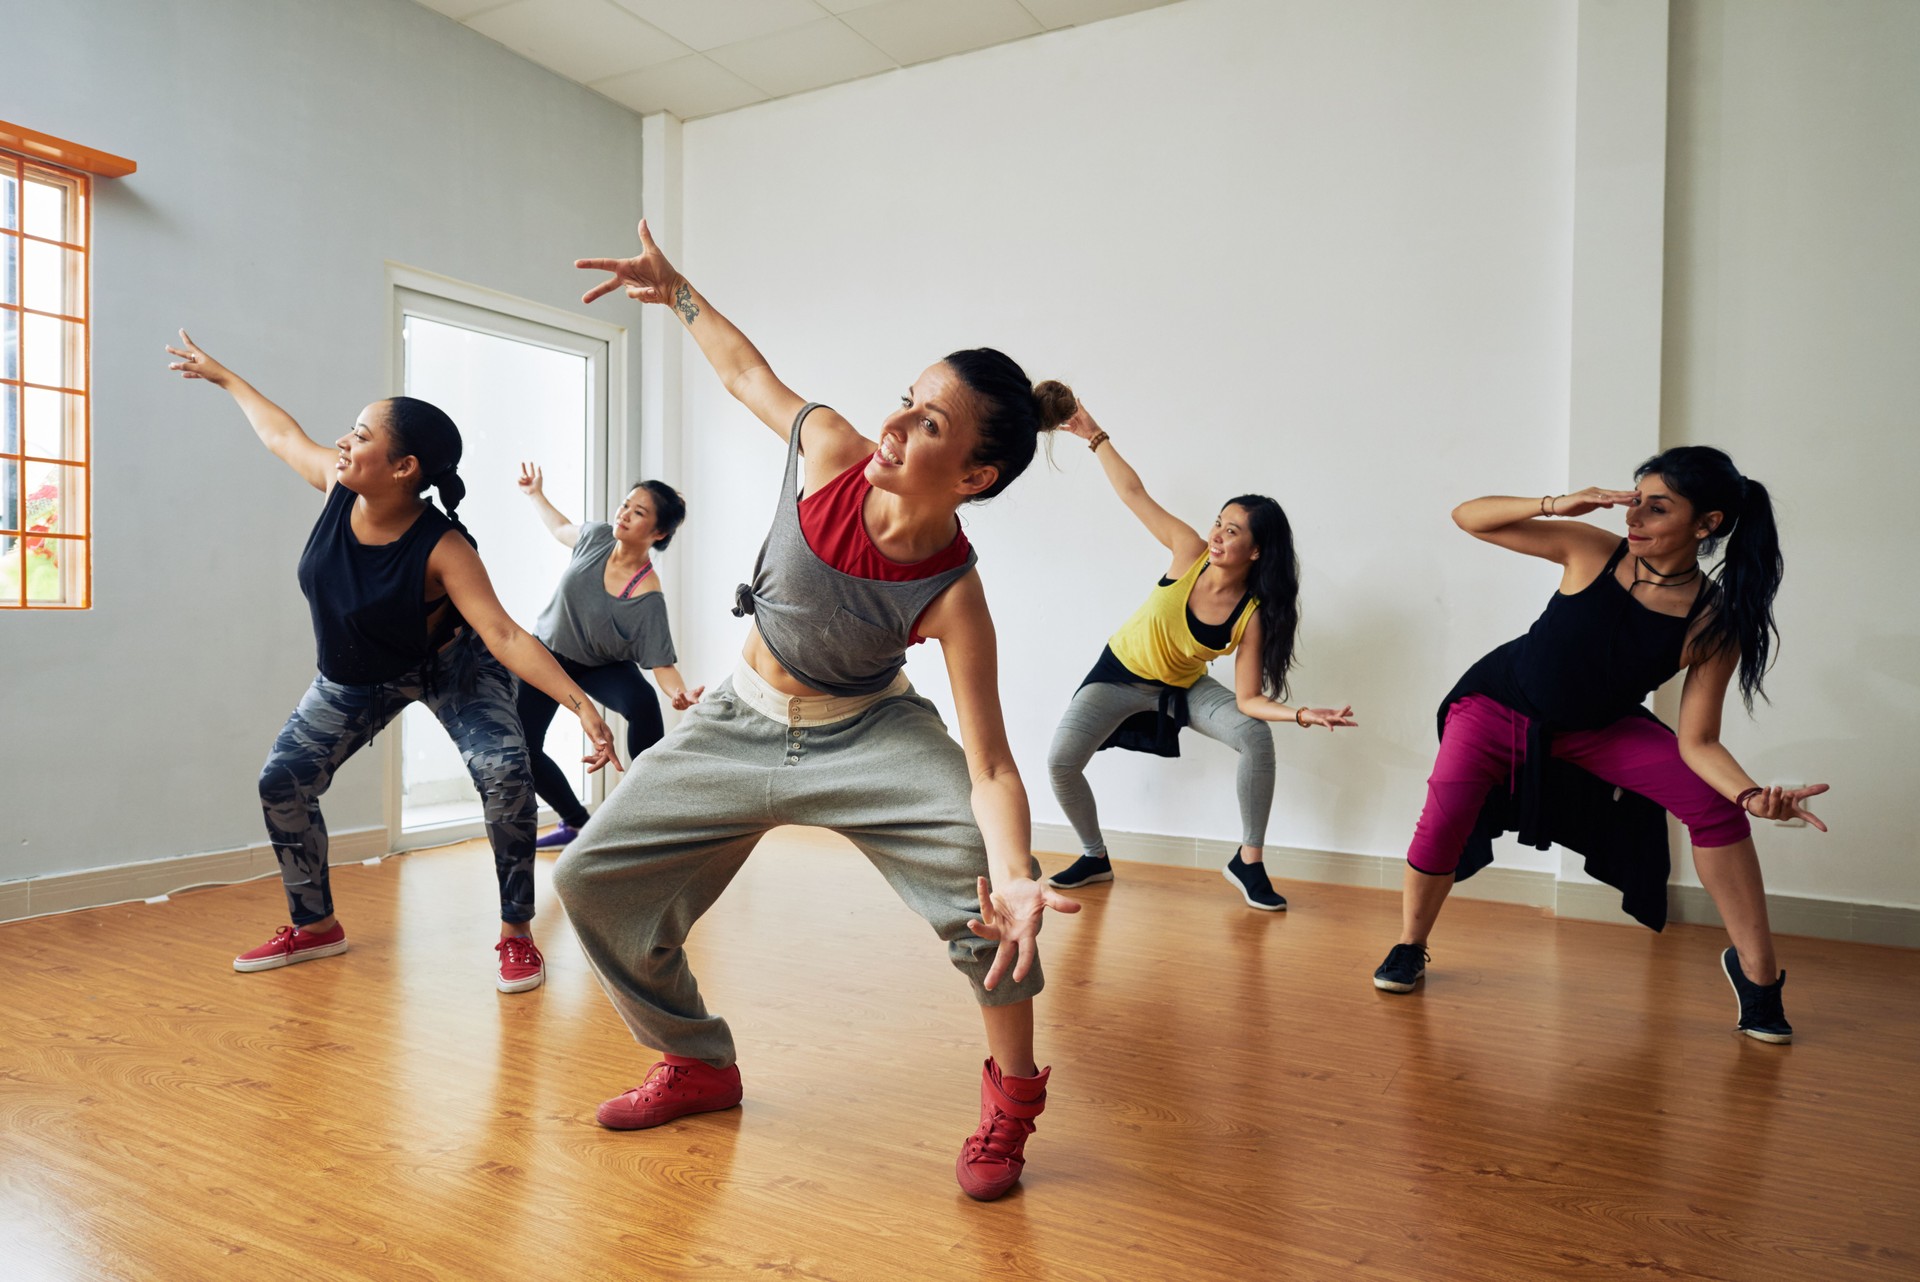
top-left (166, 330), bottom-right (337, 492)
top-left (576, 220), bottom-right (868, 464)
top-left (1056, 403), bottom-right (1207, 562)
top-left (427, 532), bottom-right (620, 774)
top-left (1452, 487), bottom-right (1637, 579)
top-left (917, 572), bottom-right (1080, 990)
top-left (515, 463), bottom-right (580, 547)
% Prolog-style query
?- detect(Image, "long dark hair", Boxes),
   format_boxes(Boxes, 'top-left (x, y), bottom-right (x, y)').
top-left (1225, 494), bottom-right (1301, 700)
top-left (631, 479), bottom-right (687, 551)
top-left (1635, 445), bottom-right (1782, 710)
top-left (945, 348), bottom-right (1076, 501)
top-left (383, 396), bottom-right (476, 547)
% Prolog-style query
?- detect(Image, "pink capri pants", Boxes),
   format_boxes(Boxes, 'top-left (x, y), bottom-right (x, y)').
top-left (1407, 693), bottom-right (1750, 875)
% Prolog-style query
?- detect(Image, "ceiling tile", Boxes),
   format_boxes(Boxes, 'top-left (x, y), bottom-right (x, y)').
top-left (707, 17), bottom-right (896, 98)
top-left (837, 0), bottom-right (1042, 66)
top-left (412, 0), bottom-right (512, 20)
top-left (1017, 0), bottom-right (1181, 30)
top-left (608, 0), bottom-right (828, 52)
top-left (467, 0), bottom-right (691, 84)
top-left (592, 55), bottom-right (770, 118)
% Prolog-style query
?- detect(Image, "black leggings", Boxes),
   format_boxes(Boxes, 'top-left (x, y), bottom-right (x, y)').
top-left (516, 646), bottom-right (665, 827)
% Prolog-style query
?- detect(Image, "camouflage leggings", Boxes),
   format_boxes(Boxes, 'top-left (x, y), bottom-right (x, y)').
top-left (258, 629), bottom-right (536, 926)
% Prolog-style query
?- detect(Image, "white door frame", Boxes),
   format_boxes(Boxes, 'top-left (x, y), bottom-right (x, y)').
top-left (382, 263), bottom-right (630, 854)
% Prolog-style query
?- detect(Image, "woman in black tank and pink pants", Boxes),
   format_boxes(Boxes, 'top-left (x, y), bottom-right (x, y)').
top-left (555, 221), bottom-right (1079, 1200)
top-left (1374, 448), bottom-right (1830, 1043)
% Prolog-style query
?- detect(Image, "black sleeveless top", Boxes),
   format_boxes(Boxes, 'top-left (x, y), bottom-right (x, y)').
top-left (296, 482), bottom-right (465, 685)
top-left (1440, 539), bottom-right (1705, 931)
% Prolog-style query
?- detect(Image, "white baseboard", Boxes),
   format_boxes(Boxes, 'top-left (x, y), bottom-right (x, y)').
top-left (1031, 823), bottom-right (1919, 948)
top-left (0, 827), bottom-right (390, 924)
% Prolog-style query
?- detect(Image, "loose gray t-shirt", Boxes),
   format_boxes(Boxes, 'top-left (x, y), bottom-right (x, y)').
top-left (534, 522), bottom-right (678, 669)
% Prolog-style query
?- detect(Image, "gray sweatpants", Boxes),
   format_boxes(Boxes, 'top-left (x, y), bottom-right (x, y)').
top-left (552, 677), bottom-right (1044, 1069)
top-left (1047, 675), bottom-right (1276, 856)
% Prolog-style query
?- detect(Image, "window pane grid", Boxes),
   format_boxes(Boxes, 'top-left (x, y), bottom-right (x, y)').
top-left (0, 151), bottom-right (88, 608)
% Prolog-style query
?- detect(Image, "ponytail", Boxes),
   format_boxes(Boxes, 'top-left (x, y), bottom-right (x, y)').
top-left (383, 396), bottom-right (478, 549)
top-left (945, 347), bottom-right (1075, 502)
top-left (1227, 494), bottom-right (1301, 701)
top-left (1635, 447), bottom-right (1782, 710)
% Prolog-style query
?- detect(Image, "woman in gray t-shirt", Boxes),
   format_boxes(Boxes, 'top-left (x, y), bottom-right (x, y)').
top-left (515, 466), bottom-right (703, 846)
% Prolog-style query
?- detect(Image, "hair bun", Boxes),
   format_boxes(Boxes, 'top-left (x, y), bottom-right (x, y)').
top-left (1032, 380), bottom-right (1077, 432)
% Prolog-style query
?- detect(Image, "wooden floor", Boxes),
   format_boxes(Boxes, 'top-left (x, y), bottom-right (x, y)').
top-left (4, 829), bottom-right (1916, 1282)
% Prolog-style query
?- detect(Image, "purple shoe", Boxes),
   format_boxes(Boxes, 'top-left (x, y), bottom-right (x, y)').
top-left (535, 822), bottom-right (580, 850)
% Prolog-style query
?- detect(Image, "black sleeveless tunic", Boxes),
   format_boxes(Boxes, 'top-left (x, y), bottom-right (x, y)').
top-left (296, 482), bottom-right (465, 685)
top-left (1440, 539), bottom-right (1697, 930)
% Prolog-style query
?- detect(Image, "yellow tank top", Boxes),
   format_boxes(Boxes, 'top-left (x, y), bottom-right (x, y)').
top-left (1107, 554), bottom-right (1257, 688)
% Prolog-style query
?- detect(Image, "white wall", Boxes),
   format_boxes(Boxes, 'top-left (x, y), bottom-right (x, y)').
top-left (673, 0), bottom-right (1579, 873)
top-left (1663, 0), bottom-right (1920, 907)
top-left (0, 0), bottom-right (645, 882)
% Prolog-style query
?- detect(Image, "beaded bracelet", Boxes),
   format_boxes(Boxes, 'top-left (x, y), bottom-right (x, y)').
top-left (1087, 430), bottom-right (1110, 453)
top-left (1735, 786), bottom-right (1764, 813)
top-left (1540, 494), bottom-right (1558, 517)
top-left (1295, 706), bottom-right (1310, 728)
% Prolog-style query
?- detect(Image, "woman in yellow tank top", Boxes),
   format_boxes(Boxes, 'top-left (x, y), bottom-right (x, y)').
top-left (1044, 403), bottom-right (1356, 909)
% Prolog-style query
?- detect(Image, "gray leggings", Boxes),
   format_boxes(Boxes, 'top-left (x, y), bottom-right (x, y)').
top-left (552, 677), bottom-right (1044, 1070)
top-left (1047, 675), bottom-right (1275, 857)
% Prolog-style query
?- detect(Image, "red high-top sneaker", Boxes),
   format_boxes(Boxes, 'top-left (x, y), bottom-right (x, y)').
top-left (955, 1058), bottom-right (1049, 1200)
top-left (595, 1055), bottom-right (743, 1129)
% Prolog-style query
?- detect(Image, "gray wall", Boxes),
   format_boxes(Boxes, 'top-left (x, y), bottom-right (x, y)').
top-left (1, 0), bottom-right (645, 881)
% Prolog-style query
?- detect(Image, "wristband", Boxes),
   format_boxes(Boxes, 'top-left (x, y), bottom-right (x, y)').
top-left (1735, 786), bottom-right (1764, 814)
top-left (1294, 706), bottom-right (1309, 728)
top-left (1087, 430), bottom-right (1110, 453)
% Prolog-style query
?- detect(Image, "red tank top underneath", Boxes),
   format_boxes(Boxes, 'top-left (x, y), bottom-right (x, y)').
top-left (799, 454), bottom-right (971, 642)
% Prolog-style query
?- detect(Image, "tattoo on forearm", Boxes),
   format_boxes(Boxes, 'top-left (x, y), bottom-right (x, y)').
top-left (673, 281), bottom-right (700, 326)
top-left (569, 695), bottom-right (584, 711)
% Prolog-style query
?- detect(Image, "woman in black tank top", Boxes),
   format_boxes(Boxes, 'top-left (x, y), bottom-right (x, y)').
top-left (168, 332), bottom-right (619, 994)
top-left (1372, 447), bottom-right (1830, 1043)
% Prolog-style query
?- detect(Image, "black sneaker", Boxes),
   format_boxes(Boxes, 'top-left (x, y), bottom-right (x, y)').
top-left (1722, 946), bottom-right (1793, 1043)
top-left (1222, 850), bottom-right (1287, 911)
top-left (1373, 943), bottom-right (1428, 993)
top-left (1048, 853), bottom-right (1114, 889)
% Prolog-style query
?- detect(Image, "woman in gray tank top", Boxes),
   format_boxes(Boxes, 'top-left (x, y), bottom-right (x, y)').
top-left (556, 220), bottom-right (1078, 1201)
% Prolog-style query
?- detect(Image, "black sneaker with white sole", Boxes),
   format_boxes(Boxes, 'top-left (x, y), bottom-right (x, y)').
top-left (1222, 850), bottom-right (1286, 911)
top-left (1373, 943), bottom-right (1428, 992)
top-left (1722, 946), bottom-right (1793, 1043)
top-left (1048, 853), bottom-right (1114, 889)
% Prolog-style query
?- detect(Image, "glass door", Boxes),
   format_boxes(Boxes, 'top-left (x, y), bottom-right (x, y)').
top-left (391, 287), bottom-right (611, 843)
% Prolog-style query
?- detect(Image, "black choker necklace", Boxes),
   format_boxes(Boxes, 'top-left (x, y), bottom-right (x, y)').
top-left (1632, 555), bottom-right (1700, 590)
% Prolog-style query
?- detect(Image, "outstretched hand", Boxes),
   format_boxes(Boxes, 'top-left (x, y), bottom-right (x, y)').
top-left (967, 875), bottom-right (1080, 991)
top-left (669, 685), bottom-right (705, 711)
top-left (165, 329), bottom-right (234, 387)
top-left (1297, 705), bottom-right (1358, 730)
top-left (517, 462), bottom-right (545, 498)
top-left (1549, 486), bottom-right (1641, 518)
top-left (576, 218), bottom-right (682, 307)
top-left (1745, 783), bottom-right (1830, 833)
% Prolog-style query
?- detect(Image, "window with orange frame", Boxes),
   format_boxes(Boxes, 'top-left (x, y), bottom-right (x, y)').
top-left (1, 124), bottom-right (126, 609)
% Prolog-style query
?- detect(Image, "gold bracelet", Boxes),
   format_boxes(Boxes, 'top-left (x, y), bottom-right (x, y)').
top-left (1540, 494), bottom-right (1556, 517)
top-left (1087, 430), bottom-right (1110, 452)
top-left (1294, 706), bottom-right (1309, 728)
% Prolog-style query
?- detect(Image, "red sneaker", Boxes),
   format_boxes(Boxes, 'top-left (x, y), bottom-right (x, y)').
top-left (233, 923), bottom-right (349, 973)
top-left (496, 935), bottom-right (545, 993)
top-left (956, 1058), bottom-right (1050, 1200)
top-left (595, 1055), bottom-right (743, 1130)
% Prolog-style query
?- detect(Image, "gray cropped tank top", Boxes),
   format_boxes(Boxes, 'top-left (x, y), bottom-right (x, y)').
top-left (730, 403), bottom-right (978, 696)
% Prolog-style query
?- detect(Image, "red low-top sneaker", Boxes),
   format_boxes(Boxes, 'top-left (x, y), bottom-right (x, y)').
top-left (956, 1058), bottom-right (1050, 1201)
top-left (595, 1055), bottom-right (742, 1130)
top-left (233, 923), bottom-right (349, 973)
top-left (496, 935), bottom-right (545, 993)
